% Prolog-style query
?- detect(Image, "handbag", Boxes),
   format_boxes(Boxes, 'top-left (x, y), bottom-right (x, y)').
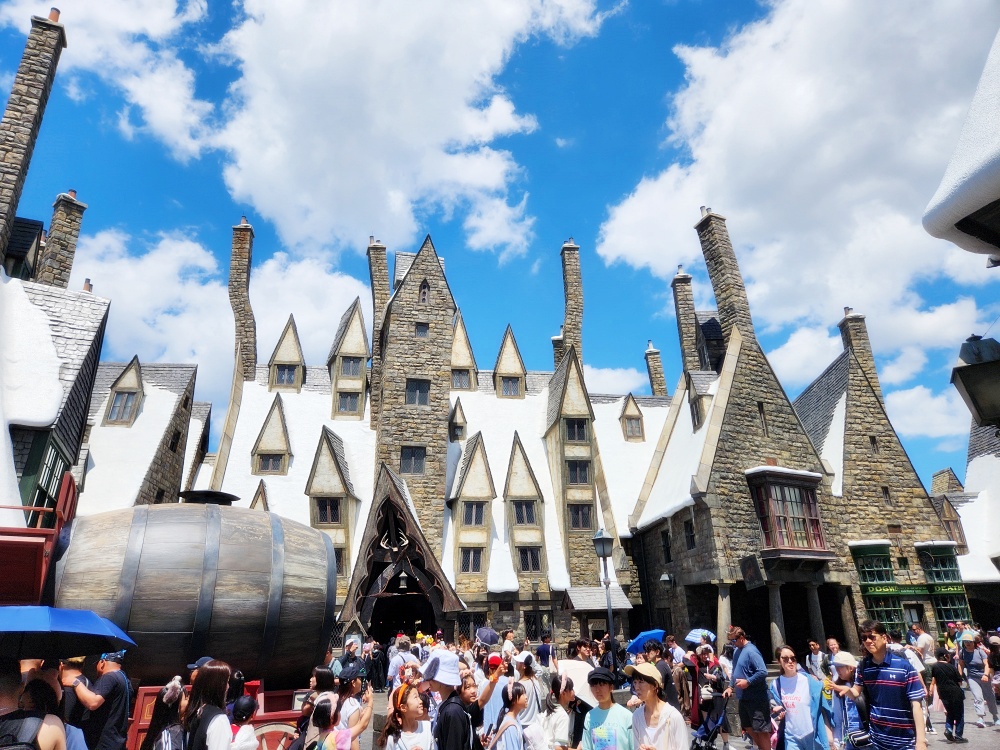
top-left (845, 681), bottom-right (872, 748)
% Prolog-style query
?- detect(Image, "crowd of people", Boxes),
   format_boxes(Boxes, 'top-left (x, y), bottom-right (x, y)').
top-left (2, 618), bottom-right (998, 750)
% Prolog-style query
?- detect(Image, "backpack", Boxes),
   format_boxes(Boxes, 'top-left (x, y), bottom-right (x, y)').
top-left (0, 713), bottom-right (43, 750)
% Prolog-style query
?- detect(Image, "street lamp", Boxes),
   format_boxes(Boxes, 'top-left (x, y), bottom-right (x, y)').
top-left (951, 335), bottom-right (1000, 428)
top-left (592, 528), bottom-right (616, 683)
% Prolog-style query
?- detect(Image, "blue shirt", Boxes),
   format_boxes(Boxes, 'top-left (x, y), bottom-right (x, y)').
top-left (731, 642), bottom-right (768, 699)
top-left (854, 649), bottom-right (925, 750)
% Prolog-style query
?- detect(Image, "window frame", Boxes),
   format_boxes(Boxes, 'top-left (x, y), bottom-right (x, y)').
top-left (341, 356), bottom-right (363, 378)
top-left (748, 475), bottom-right (828, 551)
top-left (569, 503), bottom-right (593, 530)
top-left (566, 459), bottom-right (591, 486)
top-left (400, 445), bottom-right (426, 474)
top-left (660, 528), bottom-right (672, 563)
top-left (518, 546), bottom-right (542, 573)
top-left (414, 322), bottom-right (430, 338)
top-left (624, 416), bottom-right (643, 440)
top-left (463, 501), bottom-right (486, 526)
top-left (404, 379), bottom-right (431, 406)
top-left (513, 500), bottom-right (537, 526)
top-left (452, 369), bottom-right (471, 390)
top-left (684, 519), bottom-right (696, 550)
top-left (500, 376), bottom-right (522, 398)
top-left (313, 496), bottom-right (343, 526)
top-left (564, 418), bottom-right (588, 443)
top-left (274, 364), bottom-right (298, 386)
top-left (107, 390), bottom-right (139, 424)
top-left (257, 453), bottom-right (285, 474)
top-left (460, 547), bottom-right (483, 573)
top-left (338, 391), bottom-right (361, 413)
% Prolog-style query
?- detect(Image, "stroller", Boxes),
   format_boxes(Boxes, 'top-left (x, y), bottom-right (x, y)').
top-left (691, 696), bottom-right (729, 750)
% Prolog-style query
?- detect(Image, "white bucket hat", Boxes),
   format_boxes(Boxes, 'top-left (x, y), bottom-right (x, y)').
top-left (420, 649), bottom-right (462, 687)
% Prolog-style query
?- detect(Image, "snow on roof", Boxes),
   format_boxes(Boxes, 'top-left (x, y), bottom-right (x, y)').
top-left (218, 367), bottom-right (377, 566)
top-left (820, 392), bottom-right (846, 497)
top-left (924, 28), bottom-right (1000, 258)
top-left (1, 273), bottom-right (63, 526)
top-left (77, 380), bottom-right (183, 515)
top-left (192, 456), bottom-right (214, 491)
top-left (182, 402), bottom-right (211, 487)
top-left (451, 386), bottom-right (571, 592)
top-left (590, 395), bottom-right (672, 539)
top-left (954, 451), bottom-right (1000, 561)
top-left (744, 466), bottom-right (823, 479)
top-left (565, 585), bottom-right (632, 611)
top-left (635, 387), bottom-right (711, 531)
top-left (957, 553), bottom-right (1000, 583)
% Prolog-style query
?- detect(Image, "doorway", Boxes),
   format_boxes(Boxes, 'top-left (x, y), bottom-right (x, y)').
top-left (368, 592), bottom-right (438, 645)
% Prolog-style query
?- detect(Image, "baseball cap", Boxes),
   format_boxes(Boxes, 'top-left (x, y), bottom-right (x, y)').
top-left (832, 651), bottom-right (858, 668)
top-left (101, 651), bottom-right (126, 664)
top-left (587, 667), bottom-right (615, 685)
top-left (186, 656), bottom-right (214, 670)
top-left (513, 651), bottom-right (532, 664)
top-left (988, 636), bottom-right (1000, 646)
top-left (487, 653), bottom-right (503, 667)
top-left (339, 662), bottom-right (364, 681)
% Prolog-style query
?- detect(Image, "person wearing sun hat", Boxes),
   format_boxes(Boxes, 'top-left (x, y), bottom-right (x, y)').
top-left (826, 651), bottom-right (863, 750)
top-left (421, 650), bottom-right (471, 750)
top-left (624, 662), bottom-right (686, 750)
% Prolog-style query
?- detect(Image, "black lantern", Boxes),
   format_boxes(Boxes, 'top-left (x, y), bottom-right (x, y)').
top-left (951, 335), bottom-right (1000, 427)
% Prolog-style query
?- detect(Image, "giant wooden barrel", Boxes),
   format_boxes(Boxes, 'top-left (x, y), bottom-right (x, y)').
top-left (55, 504), bottom-right (337, 687)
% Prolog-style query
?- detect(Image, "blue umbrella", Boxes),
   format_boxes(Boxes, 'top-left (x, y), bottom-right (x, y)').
top-left (684, 628), bottom-right (716, 644)
top-left (626, 628), bottom-right (666, 654)
top-left (476, 626), bottom-right (500, 646)
top-left (0, 606), bottom-right (136, 659)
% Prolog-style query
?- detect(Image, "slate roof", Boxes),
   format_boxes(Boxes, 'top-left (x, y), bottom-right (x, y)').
top-left (590, 394), bottom-right (672, 406)
top-left (475, 370), bottom-right (550, 396)
top-left (546, 351), bottom-right (573, 432)
top-left (190, 401), bottom-right (212, 428)
top-left (393, 249), bottom-right (446, 289)
top-left (793, 350), bottom-right (850, 450)
top-left (931, 492), bottom-right (979, 517)
top-left (6, 217), bottom-right (43, 259)
top-left (321, 426), bottom-right (355, 496)
top-left (967, 421), bottom-right (1000, 467)
top-left (88, 362), bottom-right (197, 423)
top-left (689, 370), bottom-right (719, 397)
top-left (327, 297), bottom-right (368, 365)
top-left (22, 282), bottom-right (110, 455)
top-left (564, 584), bottom-right (632, 611)
top-left (252, 364), bottom-right (333, 394)
top-left (695, 310), bottom-right (723, 340)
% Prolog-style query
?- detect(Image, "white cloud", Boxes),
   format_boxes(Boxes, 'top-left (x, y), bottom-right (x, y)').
top-left (879, 347), bottom-right (929, 386)
top-left (0, 1), bottom-right (213, 160)
top-left (884, 385), bottom-right (971, 440)
top-left (766, 327), bottom-right (843, 388)
top-left (555, 137), bottom-right (573, 148)
top-left (596, 0), bottom-right (1000, 388)
top-left (68, 229), bottom-right (371, 428)
top-left (583, 364), bottom-right (648, 394)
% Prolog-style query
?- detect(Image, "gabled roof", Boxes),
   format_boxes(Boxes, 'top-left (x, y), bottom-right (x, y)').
top-left (503, 431), bottom-right (544, 500)
top-left (695, 310), bottom-right (723, 341)
top-left (619, 393), bottom-right (642, 419)
top-left (453, 431), bottom-right (497, 500)
top-left (305, 426), bottom-right (355, 497)
top-left (251, 479), bottom-right (269, 510)
top-left (393, 237), bottom-right (447, 288)
top-left (386, 235), bottom-right (456, 315)
top-left (327, 297), bottom-right (370, 365)
top-left (493, 324), bottom-right (527, 376)
top-left (688, 370), bottom-right (718, 397)
top-left (545, 347), bottom-right (593, 433)
top-left (88, 361), bottom-right (197, 423)
top-left (251, 393), bottom-right (292, 456)
top-left (449, 398), bottom-right (467, 426)
top-left (268, 314), bottom-right (305, 366)
top-left (451, 310), bottom-right (478, 371)
top-left (793, 350), bottom-right (850, 451)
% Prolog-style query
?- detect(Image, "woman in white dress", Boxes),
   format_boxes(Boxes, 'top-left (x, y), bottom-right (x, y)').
top-left (624, 662), bottom-right (687, 750)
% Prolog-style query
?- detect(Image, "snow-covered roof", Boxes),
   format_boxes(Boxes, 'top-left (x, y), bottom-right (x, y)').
top-left (954, 449), bottom-right (1000, 564)
top-left (820, 393), bottom-right (846, 497)
top-left (744, 466), bottom-right (823, 480)
top-left (924, 28), bottom-right (1000, 259)
top-left (182, 402), bottom-right (212, 490)
top-left (589, 394), bottom-right (671, 539)
top-left (564, 584), bottom-right (632, 611)
top-left (218, 365), bottom-right (377, 566)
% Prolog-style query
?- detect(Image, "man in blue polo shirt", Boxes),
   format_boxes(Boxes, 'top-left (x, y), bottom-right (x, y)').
top-left (848, 619), bottom-right (926, 750)
top-left (722, 625), bottom-right (770, 750)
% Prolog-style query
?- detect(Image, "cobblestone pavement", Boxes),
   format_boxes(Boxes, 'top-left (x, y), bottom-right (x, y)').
top-left (356, 689), bottom-right (1000, 750)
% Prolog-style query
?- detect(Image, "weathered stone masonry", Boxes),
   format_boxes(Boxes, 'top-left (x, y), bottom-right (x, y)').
top-left (229, 218), bottom-right (257, 381)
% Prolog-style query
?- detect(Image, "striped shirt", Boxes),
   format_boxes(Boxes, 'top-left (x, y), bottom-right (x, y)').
top-left (854, 649), bottom-right (925, 749)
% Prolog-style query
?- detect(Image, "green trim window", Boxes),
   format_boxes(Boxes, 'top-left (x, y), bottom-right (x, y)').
top-left (919, 550), bottom-right (962, 584)
top-left (855, 554), bottom-right (895, 585)
top-left (27, 441), bottom-right (68, 529)
top-left (932, 594), bottom-right (971, 624)
top-left (863, 594), bottom-right (905, 634)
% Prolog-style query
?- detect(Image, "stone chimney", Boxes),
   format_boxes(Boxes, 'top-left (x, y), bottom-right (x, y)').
top-left (229, 216), bottom-right (257, 381)
top-left (671, 265), bottom-right (700, 373)
top-left (34, 189), bottom-right (86, 287)
top-left (838, 306), bottom-right (883, 404)
top-left (644, 341), bottom-right (668, 397)
top-left (930, 468), bottom-right (963, 496)
top-left (0, 10), bottom-right (67, 262)
top-left (367, 237), bottom-right (389, 428)
top-left (553, 238), bottom-right (583, 368)
top-left (695, 208), bottom-right (755, 344)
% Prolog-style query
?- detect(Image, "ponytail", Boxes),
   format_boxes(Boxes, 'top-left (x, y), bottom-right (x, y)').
top-left (545, 673), bottom-right (573, 715)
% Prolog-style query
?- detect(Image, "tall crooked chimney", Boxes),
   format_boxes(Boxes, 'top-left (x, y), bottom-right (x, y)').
top-left (644, 341), bottom-right (668, 397)
top-left (229, 216), bottom-right (257, 381)
top-left (671, 266), bottom-right (700, 372)
top-left (0, 10), bottom-right (67, 262)
top-left (695, 208), bottom-right (755, 344)
top-left (367, 238), bottom-right (389, 428)
top-left (35, 189), bottom-right (86, 287)
top-left (838, 306), bottom-right (883, 405)
top-left (553, 238), bottom-right (583, 368)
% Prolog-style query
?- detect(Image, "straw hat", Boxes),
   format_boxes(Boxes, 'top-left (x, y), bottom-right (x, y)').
top-left (624, 662), bottom-right (662, 688)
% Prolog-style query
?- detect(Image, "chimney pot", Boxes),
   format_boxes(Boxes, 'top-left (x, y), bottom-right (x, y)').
top-left (68, 189), bottom-right (76, 199)
top-left (700, 206), bottom-right (709, 217)
top-left (48, 8), bottom-right (60, 22)
top-left (41, 229), bottom-right (47, 243)
top-left (648, 340), bottom-right (653, 349)
top-left (369, 235), bottom-right (375, 245)
top-left (240, 215), bottom-right (248, 225)
top-left (83, 278), bottom-right (92, 293)
top-left (844, 306), bottom-right (852, 316)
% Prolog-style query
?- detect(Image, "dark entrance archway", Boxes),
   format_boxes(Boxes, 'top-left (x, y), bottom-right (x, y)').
top-left (369, 593), bottom-right (437, 645)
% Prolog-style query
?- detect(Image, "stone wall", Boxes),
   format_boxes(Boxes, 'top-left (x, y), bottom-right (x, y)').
top-left (375, 239), bottom-right (454, 555)
top-left (0, 13), bottom-right (65, 260)
top-left (930, 468), bottom-right (964, 495)
top-left (35, 191), bottom-right (86, 288)
top-left (644, 344), bottom-right (668, 397)
top-left (558, 241), bottom-right (583, 367)
top-left (229, 219), bottom-right (257, 381)
top-left (671, 271), bottom-right (700, 372)
top-left (135, 375), bottom-right (195, 505)
top-left (839, 310), bottom-right (883, 404)
top-left (367, 241), bottom-right (389, 429)
top-left (696, 211), bottom-right (755, 344)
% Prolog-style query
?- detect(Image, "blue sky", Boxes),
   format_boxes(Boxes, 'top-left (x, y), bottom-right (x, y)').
top-left (2, 0), bottom-right (999, 491)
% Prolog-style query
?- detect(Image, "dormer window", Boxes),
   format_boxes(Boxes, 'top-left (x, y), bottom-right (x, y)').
top-left (452, 369), bottom-right (471, 389)
top-left (624, 417), bottom-right (643, 439)
top-left (108, 391), bottom-right (138, 423)
top-left (419, 280), bottom-right (430, 304)
top-left (341, 357), bottom-right (362, 377)
top-left (258, 454), bottom-right (284, 473)
top-left (500, 376), bottom-right (521, 397)
top-left (268, 315), bottom-right (305, 392)
top-left (275, 365), bottom-right (297, 385)
top-left (565, 418), bottom-right (588, 442)
top-left (619, 394), bottom-right (645, 441)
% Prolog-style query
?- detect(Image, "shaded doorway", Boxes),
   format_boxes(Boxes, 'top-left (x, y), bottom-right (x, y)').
top-left (729, 582), bottom-right (772, 657)
top-left (369, 592), bottom-right (437, 645)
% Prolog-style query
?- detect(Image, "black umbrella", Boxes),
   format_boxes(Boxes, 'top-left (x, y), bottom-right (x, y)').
top-left (0, 606), bottom-right (136, 659)
top-left (476, 626), bottom-right (500, 646)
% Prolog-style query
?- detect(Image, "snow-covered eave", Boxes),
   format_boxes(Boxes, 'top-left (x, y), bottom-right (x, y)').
top-left (745, 466), bottom-right (823, 480)
top-left (957, 552), bottom-right (1000, 583)
top-left (914, 540), bottom-right (958, 548)
top-left (635, 495), bottom-right (695, 532)
top-left (847, 539), bottom-right (891, 547)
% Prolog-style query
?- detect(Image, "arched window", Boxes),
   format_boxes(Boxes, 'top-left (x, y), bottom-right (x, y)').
top-left (419, 280), bottom-right (430, 304)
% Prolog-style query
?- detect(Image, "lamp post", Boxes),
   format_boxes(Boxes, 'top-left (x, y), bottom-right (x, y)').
top-left (592, 528), bottom-right (616, 682)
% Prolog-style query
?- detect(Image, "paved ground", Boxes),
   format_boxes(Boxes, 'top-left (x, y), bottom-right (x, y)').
top-left (356, 689), bottom-right (1000, 750)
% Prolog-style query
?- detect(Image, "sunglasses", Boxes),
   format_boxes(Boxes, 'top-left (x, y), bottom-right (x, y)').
top-left (861, 633), bottom-right (882, 642)
top-left (779, 655), bottom-right (796, 662)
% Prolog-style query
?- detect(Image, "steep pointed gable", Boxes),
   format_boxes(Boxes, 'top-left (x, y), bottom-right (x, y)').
top-left (268, 314), bottom-right (305, 366)
top-left (250, 479), bottom-right (269, 510)
top-left (252, 393), bottom-right (292, 457)
top-left (503, 431), bottom-right (543, 500)
top-left (103, 355), bottom-right (144, 425)
top-left (451, 310), bottom-right (478, 369)
top-left (390, 235), bottom-right (456, 311)
top-left (494, 325), bottom-right (526, 375)
top-left (305, 427), bottom-right (355, 497)
top-left (545, 347), bottom-right (594, 434)
top-left (328, 297), bottom-right (370, 365)
top-left (453, 432), bottom-right (497, 500)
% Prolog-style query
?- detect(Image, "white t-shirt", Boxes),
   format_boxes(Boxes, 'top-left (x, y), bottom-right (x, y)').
top-left (337, 696), bottom-right (361, 730)
top-left (541, 708), bottom-right (569, 750)
top-left (777, 674), bottom-right (813, 741)
top-left (668, 646), bottom-right (685, 665)
top-left (915, 633), bottom-right (935, 664)
top-left (385, 721), bottom-right (434, 750)
top-left (503, 639), bottom-right (516, 658)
